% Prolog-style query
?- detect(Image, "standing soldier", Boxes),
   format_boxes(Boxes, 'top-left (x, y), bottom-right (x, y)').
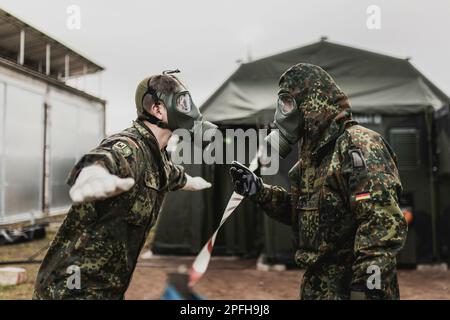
top-left (230, 63), bottom-right (407, 300)
top-left (34, 72), bottom-right (217, 299)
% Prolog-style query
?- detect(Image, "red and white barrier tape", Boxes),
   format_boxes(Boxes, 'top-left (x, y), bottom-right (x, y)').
top-left (189, 156), bottom-right (259, 286)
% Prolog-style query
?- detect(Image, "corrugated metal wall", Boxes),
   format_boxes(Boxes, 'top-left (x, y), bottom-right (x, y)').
top-left (48, 88), bottom-right (104, 213)
top-left (0, 65), bottom-right (105, 225)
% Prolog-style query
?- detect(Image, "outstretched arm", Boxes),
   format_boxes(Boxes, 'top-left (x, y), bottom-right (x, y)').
top-left (229, 161), bottom-right (293, 226)
top-left (67, 137), bottom-right (139, 204)
top-left (69, 165), bottom-right (135, 203)
top-left (182, 174), bottom-right (212, 191)
top-left (253, 184), bottom-right (293, 226)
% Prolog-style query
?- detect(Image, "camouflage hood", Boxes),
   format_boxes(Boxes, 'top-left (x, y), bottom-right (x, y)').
top-left (278, 63), bottom-right (353, 157)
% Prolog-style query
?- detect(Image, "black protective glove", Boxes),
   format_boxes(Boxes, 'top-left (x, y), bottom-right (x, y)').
top-left (229, 161), bottom-right (263, 198)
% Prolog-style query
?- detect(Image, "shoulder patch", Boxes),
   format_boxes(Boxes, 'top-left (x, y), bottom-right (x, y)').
top-left (113, 141), bottom-right (133, 158)
top-left (349, 148), bottom-right (366, 169)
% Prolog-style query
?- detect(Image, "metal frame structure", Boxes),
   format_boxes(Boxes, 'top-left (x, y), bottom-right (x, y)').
top-left (0, 9), bottom-right (104, 78)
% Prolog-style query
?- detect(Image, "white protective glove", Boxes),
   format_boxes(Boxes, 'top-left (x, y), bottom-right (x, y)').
top-left (69, 164), bottom-right (135, 204)
top-left (181, 174), bottom-right (212, 191)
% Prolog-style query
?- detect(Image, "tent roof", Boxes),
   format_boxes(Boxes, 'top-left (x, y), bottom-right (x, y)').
top-left (0, 8), bottom-right (104, 78)
top-left (201, 40), bottom-right (450, 125)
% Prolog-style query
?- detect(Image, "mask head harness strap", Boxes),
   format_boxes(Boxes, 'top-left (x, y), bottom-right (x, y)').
top-left (141, 69), bottom-right (185, 129)
top-left (139, 82), bottom-right (169, 129)
top-left (139, 69), bottom-right (183, 129)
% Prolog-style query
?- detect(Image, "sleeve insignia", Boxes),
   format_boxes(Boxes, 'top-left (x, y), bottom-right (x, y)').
top-left (349, 148), bottom-right (366, 169)
top-left (113, 141), bottom-right (133, 158)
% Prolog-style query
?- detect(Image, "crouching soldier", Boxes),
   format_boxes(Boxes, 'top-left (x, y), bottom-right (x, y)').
top-left (34, 72), bottom-right (217, 299)
top-left (230, 63), bottom-right (407, 300)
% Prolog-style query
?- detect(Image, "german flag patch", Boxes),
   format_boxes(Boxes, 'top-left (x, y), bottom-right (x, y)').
top-left (355, 192), bottom-right (371, 201)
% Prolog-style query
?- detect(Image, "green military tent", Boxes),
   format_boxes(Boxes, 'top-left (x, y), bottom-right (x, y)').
top-left (154, 39), bottom-right (450, 265)
top-left (201, 39), bottom-right (448, 123)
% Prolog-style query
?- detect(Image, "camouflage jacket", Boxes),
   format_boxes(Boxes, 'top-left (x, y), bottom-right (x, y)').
top-left (33, 120), bottom-right (186, 299)
top-left (254, 64), bottom-right (407, 299)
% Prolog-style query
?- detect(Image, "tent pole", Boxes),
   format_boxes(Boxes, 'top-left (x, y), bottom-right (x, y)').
top-left (425, 111), bottom-right (439, 261)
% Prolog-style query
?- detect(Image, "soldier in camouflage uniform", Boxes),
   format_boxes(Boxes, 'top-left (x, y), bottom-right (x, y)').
top-left (230, 63), bottom-right (407, 300)
top-left (33, 73), bottom-right (216, 299)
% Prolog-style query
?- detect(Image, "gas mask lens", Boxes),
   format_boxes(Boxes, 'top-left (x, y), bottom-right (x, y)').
top-left (175, 92), bottom-right (192, 113)
top-left (278, 94), bottom-right (296, 114)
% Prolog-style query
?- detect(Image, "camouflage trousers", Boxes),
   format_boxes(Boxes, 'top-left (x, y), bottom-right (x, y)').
top-left (299, 264), bottom-right (400, 300)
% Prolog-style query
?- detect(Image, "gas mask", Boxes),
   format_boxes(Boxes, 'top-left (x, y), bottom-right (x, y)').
top-left (265, 63), bottom-right (351, 159)
top-left (137, 71), bottom-right (217, 148)
top-left (265, 92), bottom-right (303, 159)
top-left (158, 89), bottom-right (218, 145)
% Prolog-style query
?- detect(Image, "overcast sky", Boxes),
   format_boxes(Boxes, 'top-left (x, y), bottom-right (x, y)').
top-left (1, 0), bottom-right (449, 134)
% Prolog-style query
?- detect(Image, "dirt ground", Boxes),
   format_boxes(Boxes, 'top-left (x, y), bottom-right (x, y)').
top-left (127, 256), bottom-right (450, 300)
top-left (0, 231), bottom-right (449, 300)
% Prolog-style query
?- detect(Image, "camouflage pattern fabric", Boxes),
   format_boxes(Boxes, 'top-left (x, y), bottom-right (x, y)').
top-left (254, 63), bottom-right (407, 300)
top-left (33, 120), bottom-right (186, 300)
